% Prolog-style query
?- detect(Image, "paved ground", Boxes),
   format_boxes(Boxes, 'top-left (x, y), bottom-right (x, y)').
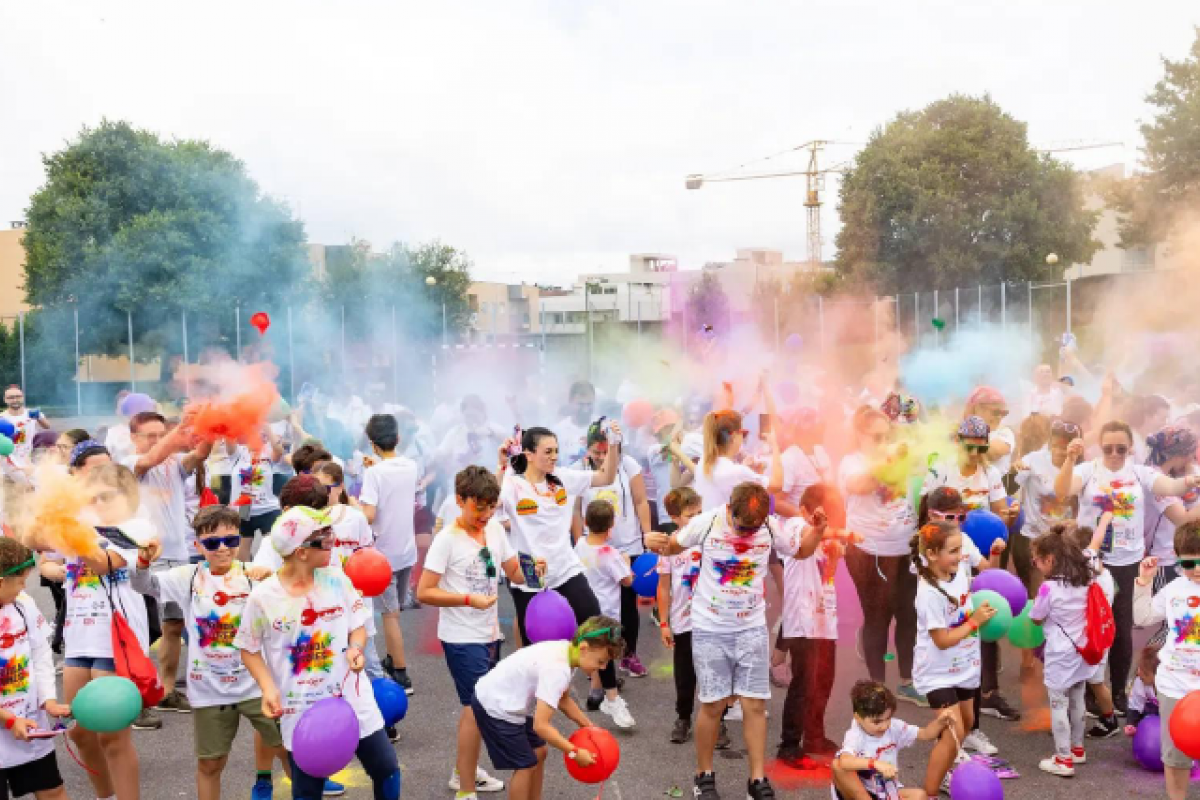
top-left (29, 581), bottom-right (1178, 800)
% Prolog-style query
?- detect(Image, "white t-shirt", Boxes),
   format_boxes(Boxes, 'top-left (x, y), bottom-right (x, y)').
top-left (574, 538), bottom-right (632, 619)
top-left (658, 547), bottom-right (701, 634)
top-left (437, 423), bottom-right (508, 477)
top-left (554, 418), bottom-right (590, 466)
top-left (781, 545), bottom-right (838, 640)
top-left (989, 426), bottom-right (1016, 478)
top-left (230, 446), bottom-right (281, 517)
top-left (1146, 465), bottom-right (1200, 566)
top-left (1030, 578), bottom-right (1094, 692)
top-left (424, 519), bottom-right (515, 644)
top-left (105, 423), bottom-right (134, 466)
top-left (64, 539), bottom-right (149, 659)
top-left (1027, 386), bottom-right (1064, 418)
top-left (233, 571), bottom-right (382, 749)
top-left (499, 469), bottom-right (593, 592)
top-left (123, 454), bottom-right (193, 562)
top-left (359, 456), bottom-right (420, 571)
top-left (675, 508), bottom-right (803, 633)
top-left (1014, 448), bottom-right (1075, 538)
top-left (839, 453), bottom-right (916, 557)
top-left (1151, 577), bottom-right (1200, 699)
top-left (924, 460), bottom-right (1006, 513)
top-left (2, 412), bottom-right (37, 467)
top-left (693, 456), bottom-right (764, 511)
top-left (832, 718), bottom-right (920, 799)
top-left (781, 446), bottom-right (831, 508)
top-left (473, 640), bottom-right (574, 725)
top-left (270, 421), bottom-right (298, 478)
top-left (646, 445), bottom-right (675, 521)
top-left (436, 494), bottom-right (461, 530)
top-left (148, 562), bottom-right (261, 708)
top-left (681, 430), bottom-right (703, 461)
top-left (576, 455), bottom-right (644, 555)
top-left (913, 559), bottom-right (980, 694)
top-left (1073, 460), bottom-right (1160, 567)
top-left (0, 594), bottom-right (57, 767)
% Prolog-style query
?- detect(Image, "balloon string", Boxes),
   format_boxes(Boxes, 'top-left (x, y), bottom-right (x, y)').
top-left (595, 779), bottom-right (606, 800)
top-left (340, 666), bottom-right (362, 697)
top-left (63, 733), bottom-right (100, 776)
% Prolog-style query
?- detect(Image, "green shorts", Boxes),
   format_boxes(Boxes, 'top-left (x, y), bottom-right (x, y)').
top-left (193, 698), bottom-right (282, 760)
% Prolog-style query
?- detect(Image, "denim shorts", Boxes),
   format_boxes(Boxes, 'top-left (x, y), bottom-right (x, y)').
top-left (64, 657), bottom-right (117, 672)
top-left (442, 641), bottom-right (501, 706)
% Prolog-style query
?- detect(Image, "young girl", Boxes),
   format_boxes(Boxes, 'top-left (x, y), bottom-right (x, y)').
top-left (0, 537), bottom-right (72, 800)
top-left (1028, 528), bottom-right (1099, 776)
top-left (228, 428), bottom-right (285, 561)
top-left (1067, 520), bottom-right (1120, 739)
top-left (910, 522), bottom-right (996, 796)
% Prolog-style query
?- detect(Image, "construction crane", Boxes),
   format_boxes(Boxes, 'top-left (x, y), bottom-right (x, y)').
top-left (1035, 140), bottom-right (1124, 154)
top-left (686, 140), bottom-right (851, 268)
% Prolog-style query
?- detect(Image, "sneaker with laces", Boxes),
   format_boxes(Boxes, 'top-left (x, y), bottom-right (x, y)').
top-left (1038, 755), bottom-right (1075, 777)
top-left (1071, 746), bottom-right (1086, 764)
top-left (896, 683), bottom-right (929, 708)
top-left (980, 692), bottom-right (1021, 721)
top-left (671, 717), bottom-right (691, 743)
top-left (600, 696), bottom-right (636, 729)
top-left (131, 708), bottom-right (162, 730)
top-left (726, 701), bottom-right (743, 721)
top-left (251, 779), bottom-right (273, 800)
top-left (776, 747), bottom-right (818, 770)
top-left (962, 730), bottom-right (999, 755)
top-left (448, 767), bottom-right (505, 793)
top-left (323, 779), bottom-right (346, 796)
top-left (715, 721), bottom-right (731, 750)
top-left (155, 690), bottom-right (192, 714)
top-left (747, 777), bottom-right (777, 798)
top-left (386, 725), bottom-right (399, 742)
top-left (586, 692), bottom-right (603, 712)
top-left (1087, 715), bottom-right (1120, 739)
top-left (622, 653), bottom-right (648, 677)
top-left (693, 771), bottom-right (720, 800)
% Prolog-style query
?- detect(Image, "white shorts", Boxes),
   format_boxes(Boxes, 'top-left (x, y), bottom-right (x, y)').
top-left (693, 626), bottom-right (770, 704)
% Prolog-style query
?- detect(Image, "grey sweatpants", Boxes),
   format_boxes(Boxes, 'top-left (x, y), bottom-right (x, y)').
top-left (1048, 681), bottom-right (1086, 757)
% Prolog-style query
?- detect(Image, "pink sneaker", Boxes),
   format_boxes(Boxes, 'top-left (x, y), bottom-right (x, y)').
top-left (621, 654), bottom-right (648, 678)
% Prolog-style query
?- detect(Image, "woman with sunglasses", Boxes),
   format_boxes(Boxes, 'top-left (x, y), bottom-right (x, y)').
top-left (964, 387), bottom-right (1016, 478)
top-left (1055, 420), bottom-right (1200, 714)
top-left (1142, 426), bottom-right (1200, 596)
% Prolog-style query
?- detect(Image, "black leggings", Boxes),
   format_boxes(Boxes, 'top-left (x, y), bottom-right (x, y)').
top-left (674, 631), bottom-right (697, 720)
top-left (510, 573), bottom-right (617, 690)
top-left (845, 545), bottom-right (917, 683)
top-left (289, 728), bottom-right (398, 799)
top-left (620, 583), bottom-right (641, 656)
top-left (1108, 563), bottom-right (1139, 703)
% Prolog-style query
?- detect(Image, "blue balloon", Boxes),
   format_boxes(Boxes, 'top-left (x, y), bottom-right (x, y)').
top-left (371, 676), bottom-right (408, 726)
top-left (631, 553), bottom-right (660, 598)
top-left (962, 509), bottom-right (1008, 555)
top-left (0, 419), bottom-right (15, 439)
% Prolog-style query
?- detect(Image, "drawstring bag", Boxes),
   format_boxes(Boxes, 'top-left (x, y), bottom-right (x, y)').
top-left (104, 552), bottom-right (165, 709)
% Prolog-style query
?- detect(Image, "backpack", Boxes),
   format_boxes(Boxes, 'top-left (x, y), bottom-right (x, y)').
top-left (1076, 581), bottom-right (1116, 666)
top-left (103, 552), bottom-right (166, 709)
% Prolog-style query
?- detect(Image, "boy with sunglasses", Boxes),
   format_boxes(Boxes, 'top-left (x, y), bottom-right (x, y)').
top-left (132, 505), bottom-right (283, 800)
top-left (416, 466), bottom-right (544, 800)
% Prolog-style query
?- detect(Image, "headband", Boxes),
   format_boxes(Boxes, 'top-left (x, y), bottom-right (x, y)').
top-left (1, 556), bottom-right (35, 577)
top-left (69, 439), bottom-right (108, 468)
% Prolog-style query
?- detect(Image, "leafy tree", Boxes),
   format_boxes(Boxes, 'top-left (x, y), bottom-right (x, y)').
top-left (835, 95), bottom-right (1099, 291)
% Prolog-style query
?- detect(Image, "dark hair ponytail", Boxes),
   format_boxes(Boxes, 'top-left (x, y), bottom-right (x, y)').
top-left (910, 522), bottom-right (961, 610)
top-left (1034, 525), bottom-right (1094, 587)
top-left (511, 426), bottom-right (563, 488)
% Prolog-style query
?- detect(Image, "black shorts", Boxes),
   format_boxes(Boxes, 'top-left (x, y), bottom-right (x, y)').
top-left (470, 697), bottom-right (546, 771)
top-left (0, 751), bottom-right (63, 799)
top-left (240, 509), bottom-right (280, 540)
top-left (926, 686), bottom-right (976, 709)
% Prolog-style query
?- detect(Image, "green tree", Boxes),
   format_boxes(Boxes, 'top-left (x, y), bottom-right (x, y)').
top-left (22, 120), bottom-right (311, 359)
top-left (835, 95), bottom-right (1099, 291)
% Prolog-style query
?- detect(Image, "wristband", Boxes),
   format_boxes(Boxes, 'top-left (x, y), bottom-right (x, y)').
top-left (464, 594), bottom-right (471, 606)
top-left (660, 622), bottom-right (670, 629)
top-left (967, 618), bottom-right (980, 631)
top-left (137, 557), bottom-right (150, 568)
top-left (4, 717), bottom-right (13, 730)
top-left (868, 758), bottom-right (876, 772)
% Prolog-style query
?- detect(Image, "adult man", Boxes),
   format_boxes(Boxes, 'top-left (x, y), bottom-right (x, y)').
top-left (122, 410), bottom-right (213, 727)
top-left (1026, 364), bottom-right (1065, 418)
top-left (555, 381), bottom-right (596, 466)
top-left (436, 394), bottom-right (508, 477)
top-left (2, 384), bottom-right (49, 467)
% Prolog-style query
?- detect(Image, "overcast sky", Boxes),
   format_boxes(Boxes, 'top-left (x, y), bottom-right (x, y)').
top-left (1, 1), bottom-right (1196, 286)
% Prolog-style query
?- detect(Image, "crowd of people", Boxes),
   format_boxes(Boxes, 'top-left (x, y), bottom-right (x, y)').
top-left (0, 357), bottom-right (1199, 800)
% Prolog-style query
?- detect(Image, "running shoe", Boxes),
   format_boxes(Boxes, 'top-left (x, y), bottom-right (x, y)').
top-left (600, 696), bottom-right (636, 729)
top-left (896, 683), bottom-right (929, 708)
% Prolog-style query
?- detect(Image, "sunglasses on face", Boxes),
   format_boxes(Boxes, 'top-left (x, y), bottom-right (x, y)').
top-left (1101, 445), bottom-right (1129, 457)
top-left (199, 534), bottom-right (241, 552)
top-left (479, 546), bottom-right (497, 579)
top-left (963, 443), bottom-right (990, 455)
top-left (732, 520), bottom-right (762, 534)
top-left (302, 528), bottom-right (334, 550)
top-left (930, 509), bottom-right (967, 523)
top-left (1180, 558), bottom-right (1200, 571)
top-left (1051, 420), bottom-right (1081, 437)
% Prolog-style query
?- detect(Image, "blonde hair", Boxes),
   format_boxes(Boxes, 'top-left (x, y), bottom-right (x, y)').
top-left (702, 410), bottom-right (743, 478)
top-left (85, 463), bottom-right (140, 510)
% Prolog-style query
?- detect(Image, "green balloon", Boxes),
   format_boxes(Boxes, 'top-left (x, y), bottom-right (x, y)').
top-left (0, 435), bottom-right (14, 457)
top-left (73, 676), bottom-right (142, 733)
top-left (971, 589), bottom-right (1013, 642)
top-left (1007, 600), bottom-right (1046, 649)
top-left (931, 317), bottom-right (946, 330)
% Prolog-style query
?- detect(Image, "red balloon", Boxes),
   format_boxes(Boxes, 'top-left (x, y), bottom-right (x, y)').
top-left (250, 312), bottom-right (270, 335)
top-left (343, 548), bottom-right (391, 597)
top-left (1169, 691), bottom-right (1200, 759)
top-left (563, 727), bottom-right (620, 784)
top-left (622, 399), bottom-right (654, 429)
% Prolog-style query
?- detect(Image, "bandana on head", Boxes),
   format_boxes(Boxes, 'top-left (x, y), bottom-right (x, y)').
top-left (69, 440), bottom-right (109, 468)
top-left (966, 386), bottom-right (1006, 409)
top-left (958, 415), bottom-right (990, 440)
top-left (881, 393), bottom-right (920, 424)
top-left (1146, 425), bottom-right (1198, 468)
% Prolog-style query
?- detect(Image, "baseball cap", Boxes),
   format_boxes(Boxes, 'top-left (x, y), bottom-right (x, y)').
top-left (271, 506), bottom-right (332, 557)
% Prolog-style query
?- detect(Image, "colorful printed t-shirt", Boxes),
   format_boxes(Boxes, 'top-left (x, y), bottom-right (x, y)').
top-left (913, 558), bottom-right (979, 694)
top-left (1073, 461), bottom-right (1160, 567)
top-left (64, 540), bottom-right (149, 659)
top-left (0, 594), bottom-right (56, 768)
top-left (839, 452), bottom-right (916, 557)
top-left (230, 446), bottom-right (281, 517)
top-left (1014, 447), bottom-right (1075, 538)
top-left (234, 571), bottom-right (383, 749)
top-left (924, 460), bottom-right (1006, 512)
top-left (1146, 464), bottom-right (1200, 566)
top-left (1150, 577), bottom-right (1200, 699)
top-left (1, 412), bottom-right (37, 467)
top-left (500, 468), bottom-right (593, 592)
top-left (781, 537), bottom-right (838, 640)
top-left (832, 718), bottom-right (920, 800)
top-left (658, 546), bottom-right (702, 634)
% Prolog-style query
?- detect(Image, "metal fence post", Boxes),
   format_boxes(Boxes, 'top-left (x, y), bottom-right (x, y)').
top-left (391, 305), bottom-right (399, 400)
top-left (181, 310), bottom-right (191, 399)
top-left (73, 304), bottom-right (81, 415)
top-left (235, 305), bottom-right (242, 363)
top-left (955, 287), bottom-right (960, 331)
top-left (1027, 281), bottom-right (1034, 347)
top-left (977, 285), bottom-right (983, 326)
top-left (287, 306), bottom-right (296, 401)
top-left (1066, 277), bottom-right (1073, 334)
top-left (17, 311), bottom-right (25, 392)
top-left (1001, 282), bottom-right (1007, 332)
top-left (127, 310), bottom-right (136, 392)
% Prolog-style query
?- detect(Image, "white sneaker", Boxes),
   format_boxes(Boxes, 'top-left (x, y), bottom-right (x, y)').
top-left (962, 730), bottom-right (998, 756)
top-left (726, 701), bottom-right (743, 722)
top-left (1038, 756), bottom-right (1075, 777)
top-left (448, 767), bottom-right (505, 793)
top-left (599, 696), bottom-right (636, 729)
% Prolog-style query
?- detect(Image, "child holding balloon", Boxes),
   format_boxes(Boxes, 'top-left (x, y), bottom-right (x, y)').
top-left (0, 537), bottom-right (72, 800)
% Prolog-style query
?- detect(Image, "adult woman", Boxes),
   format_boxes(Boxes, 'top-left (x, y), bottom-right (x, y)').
top-left (1055, 421), bottom-right (1200, 712)
top-left (1012, 420), bottom-right (1080, 598)
top-left (573, 421), bottom-right (653, 678)
top-left (1142, 426), bottom-right (1200, 592)
top-left (839, 407), bottom-right (921, 705)
top-left (694, 403), bottom-right (783, 511)
top-left (965, 386), bottom-right (1016, 477)
top-left (54, 429), bottom-right (91, 468)
top-left (776, 408), bottom-right (832, 518)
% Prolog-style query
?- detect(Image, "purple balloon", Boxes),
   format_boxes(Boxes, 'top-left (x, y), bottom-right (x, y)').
top-left (971, 569), bottom-right (1027, 617)
top-left (119, 393), bottom-right (156, 417)
top-left (1133, 715), bottom-right (1165, 772)
top-left (292, 696), bottom-right (359, 778)
top-left (949, 759), bottom-right (1003, 800)
top-left (526, 590), bottom-right (577, 643)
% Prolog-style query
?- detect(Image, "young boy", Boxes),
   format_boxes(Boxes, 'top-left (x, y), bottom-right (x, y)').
top-left (235, 506), bottom-right (401, 800)
top-left (359, 414), bottom-right (420, 695)
top-left (831, 681), bottom-right (953, 800)
top-left (417, 466), bottom-right (543, 800)
top-left (0, 537), bottom-right (72, 800)
top-left (574, 499), bottom-right (636, 729)
top-left (646, 482), bottom-right (822, 800)
top-left (471, 616), bottom-right (623, 800)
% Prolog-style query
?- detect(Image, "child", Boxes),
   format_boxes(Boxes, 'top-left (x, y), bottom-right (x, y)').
top-left (574, 498), bottom-right (636, 729)
top-left (471, 616), bottom-right (623, 800)
top-left (416, 466), bottom-right (543, 800)
top-left (227, 428), bottom-right (285, 561)
top-left (1028, 527), bottom-right (1099, 776)
top-left (910, 522), bottom-right (996, 797)
top-left (131, 505), bottom-right (284, 800)
top-left (1133, 520), bottom-right (1200, 800)
top-left (0, 537), bottom-right (72, 800)
top-left (235, 506), bottom-right (401, 800)
top-left (831, 680), bottom-right (953, 800)
top-left (1068, 520), bottom-right (1120, 739)
top-left (1124, 646), bottom-right (1160, 735)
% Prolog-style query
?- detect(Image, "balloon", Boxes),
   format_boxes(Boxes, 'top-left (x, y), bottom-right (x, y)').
top-left (0, 419), bottom-right (14, 439)
top-left (526, 590), bottom-right (577, 643)
top-left (622, 400), bottom-right (655, 429)
top-left (1133, 715), bottom-right (1165, 771)
top-left (292, 696), bottom-right (359, 778)
top-left (1168, 691), bottom-right (1200, 759)
top-left (250, 311), bottom-right (270, 335)
top-left (0, 436), bottom-right (14, 458)
top-left (948, 759), bottom-right (1003, 800)
top-left (344, 548), bottom-right (392, 597)
top-left (118, 392), bottom-right (157, 417)
top-left (1006, 601), bottom-right (1045, 649)
top-left (971, 569), bottom-right (1026, 617)
top-left (931, 318), bottom-right (946, 331)
top-left (73, 676), bottom-right (142, 732)
top-left (971, 589), bottom-right (1013, 642)
top-left (962, 510), bottom-right (1008, 555)
top-left (563, 726), bottom-right (620, 784)
top-left (631, 553), bottom-right (660, 598)
top-left (775, 381), bottom-right (800, 405)
top-left (371, 676), bottom-right (409, 727)
top-left (785, 333), bottom-right (803, 350)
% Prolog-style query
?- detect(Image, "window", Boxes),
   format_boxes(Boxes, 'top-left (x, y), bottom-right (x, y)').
top-left (1122, 246), bottom-right (1154, 272)
top-left (603, 286), bottom-right (617, 295)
